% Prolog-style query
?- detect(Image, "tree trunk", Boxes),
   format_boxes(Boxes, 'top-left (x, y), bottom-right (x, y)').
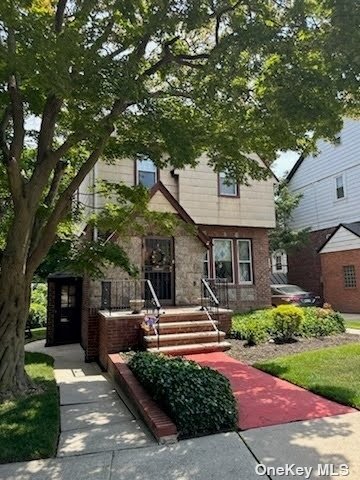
top-left (0, 259), bottom-right (33, 397)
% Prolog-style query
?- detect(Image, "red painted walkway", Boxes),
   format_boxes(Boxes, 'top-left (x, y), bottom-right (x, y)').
top-left (186, 352), bottom-right (355, 430)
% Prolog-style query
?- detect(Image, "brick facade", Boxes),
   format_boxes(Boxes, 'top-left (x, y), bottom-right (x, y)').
top-left (200, 225), bottom-right (272, 310)
top-left (287, 227), bottom-right (336, 296)
top-left (320, 249), bottom-right (360, 313)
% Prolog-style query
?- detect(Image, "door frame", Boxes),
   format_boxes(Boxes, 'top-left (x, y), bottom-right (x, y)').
top-left (142, 236), bottom-right (175, 306)
top-left (53, 277), bottom-right (83, 345)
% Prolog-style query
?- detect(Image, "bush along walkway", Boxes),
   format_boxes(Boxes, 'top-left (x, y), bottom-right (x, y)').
top-left (186, 352), bottom-right (356, 430)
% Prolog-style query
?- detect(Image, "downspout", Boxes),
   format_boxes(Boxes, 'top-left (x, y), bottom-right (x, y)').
top-left (92, 164), bottom-right (98, 241)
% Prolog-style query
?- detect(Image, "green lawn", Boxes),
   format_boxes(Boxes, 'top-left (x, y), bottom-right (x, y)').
top-left (345, 321), bottom-right (360, 330)
top-left (25, 327), bottom-right (47, 344)
top-left (0, 352), bottom-right (59, 464)
top-left (255, 344), bottom-right (360, 409)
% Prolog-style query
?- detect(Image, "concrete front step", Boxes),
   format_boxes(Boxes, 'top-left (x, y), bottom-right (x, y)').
top-left (148, 320), bottom-right (218, 335)
top-left (158, 311), bottom-right (210, 323)
top-left (147, 341), bottom-right (231, 356)
top-left (144, 330), bottom-right (225, 347)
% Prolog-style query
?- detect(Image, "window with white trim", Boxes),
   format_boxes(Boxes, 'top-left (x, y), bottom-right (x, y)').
top-left (219, 171), bottom-right (238, 196)
top-left (335, 174), bottom-right (345, 200)
top-left (213, 239), bottom-right (234, 283)
top-left (137, 157), bottom-right (157, 188)
top-left (203, 251), bottom-right (210, 278)
top-left (237, 239), bottom-right (253, 284)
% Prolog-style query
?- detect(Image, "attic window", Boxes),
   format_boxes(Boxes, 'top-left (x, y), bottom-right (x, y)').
top-left (218, 172), bottom-right (238, 197)
top-left (335, 175), bottom-right (345, 200)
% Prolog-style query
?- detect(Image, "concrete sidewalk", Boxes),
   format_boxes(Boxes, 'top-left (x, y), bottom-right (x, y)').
top-left (1, 341), bottom-right (358, 480)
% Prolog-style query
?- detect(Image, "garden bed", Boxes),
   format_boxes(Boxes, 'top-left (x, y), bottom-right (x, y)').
top-left (228, 333), bottom-right (360, 365)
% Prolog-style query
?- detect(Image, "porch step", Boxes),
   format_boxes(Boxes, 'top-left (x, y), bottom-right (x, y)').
top-left (158, 311), bottom-right (209, 323)
top-left (144, 331), bottom-right (226, 347)
top-left (147, 341), bottom-right (231, 356)
top-left (148, 320), bottom-right (218, 335)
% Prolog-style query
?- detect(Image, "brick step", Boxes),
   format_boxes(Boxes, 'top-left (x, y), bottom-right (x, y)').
top-left (157, 311), bottom-right (209, 323)
top-left (147, 341), bottom-right (231, 356)
top-left (144, 330), bottom-right (225, 347)
top-left (147, 320), bottom-right (218, 335)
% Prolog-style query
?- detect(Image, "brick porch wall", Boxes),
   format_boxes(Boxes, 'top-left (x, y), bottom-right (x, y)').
top-left (320, 249), bottom-right (360, 313)
top-left (200, 225), bottom-right (272, 311)
top-left (287, 227), bottom-right (336, 297)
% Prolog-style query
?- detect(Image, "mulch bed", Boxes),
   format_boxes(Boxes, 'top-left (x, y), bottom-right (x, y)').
top-left (228, 333), bottom-right (360, 365)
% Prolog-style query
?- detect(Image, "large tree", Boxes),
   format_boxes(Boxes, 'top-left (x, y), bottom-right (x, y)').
top-left (0, 0), bottom-right (359, 396)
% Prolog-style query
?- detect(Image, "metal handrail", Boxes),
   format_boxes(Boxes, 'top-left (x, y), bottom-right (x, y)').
top-left (145, 279), bottom-right (161, 350)
top-left (201, 278), bottom-right (220, 306)
top-left (201, 278), bottom-right (220, 343)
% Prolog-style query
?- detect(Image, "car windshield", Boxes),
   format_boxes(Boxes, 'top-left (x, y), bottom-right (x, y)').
top-left (279, 285), bottom-right (307, 294)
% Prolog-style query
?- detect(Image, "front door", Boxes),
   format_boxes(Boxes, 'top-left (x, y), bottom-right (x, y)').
top-left (144, 237), bottom-right (175, 305)
top-left (54, 278), bottom-right (82, 344)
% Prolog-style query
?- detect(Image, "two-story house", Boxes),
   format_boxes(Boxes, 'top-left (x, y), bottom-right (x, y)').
top-left (46, 153), bottom-right (276, 361)
top-left (287, 118), bottom-right (360, 312)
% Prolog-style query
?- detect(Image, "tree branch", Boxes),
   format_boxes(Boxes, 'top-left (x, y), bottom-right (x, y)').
top-left (55, 0), bottom-right (68, 33)
top-left (37, 94), bottom-right (63, 162)
top-left (27, 135), bottom-right (111, 273)
top-left (0, 106), bottom-right (11, 158)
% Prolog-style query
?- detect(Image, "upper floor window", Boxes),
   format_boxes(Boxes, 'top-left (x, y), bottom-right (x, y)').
top-left (218, 171), bottom-right (238, 197)
top-left (137, 157), bottom-right (157, 188)
top-left (335, 174), bottom-right (345, 200)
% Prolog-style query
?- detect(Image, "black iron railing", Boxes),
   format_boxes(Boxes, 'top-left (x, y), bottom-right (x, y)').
top-left (100, 279), bottom-right (162, 349)
top-left (200, 278), bottom-right (221, 343)
top-left (203, 278), bottom-right (230, 310)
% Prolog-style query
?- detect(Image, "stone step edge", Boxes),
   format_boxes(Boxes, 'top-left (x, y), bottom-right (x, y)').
top-left (107, 353), bottom-right (178, 445)
top-left (147, 341), bottom-right (231, 355)
top-left (144, 331), bottom-right (225, 343)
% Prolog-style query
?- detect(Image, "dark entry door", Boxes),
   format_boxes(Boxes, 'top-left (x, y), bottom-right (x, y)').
top-left (54, 278), bottom-right (82, 344)
top-left (144, 237), bottom-right (174, 305)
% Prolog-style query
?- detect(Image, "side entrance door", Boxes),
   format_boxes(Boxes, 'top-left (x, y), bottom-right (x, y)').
top-left (54, 278), bottom-right (82, 344)
top-left (143, 237), bottom-right (175, 305)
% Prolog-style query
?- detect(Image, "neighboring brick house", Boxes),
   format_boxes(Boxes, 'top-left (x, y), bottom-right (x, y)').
top-left (287, 118), bottom-right (360, 311)
top-left (47, 153), bottom-right (277, 360)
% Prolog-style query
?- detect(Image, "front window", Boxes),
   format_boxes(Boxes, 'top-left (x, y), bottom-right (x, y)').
top-left (343, 265), bottom-right (356, 288)
top-left (213, 239), bottom-right (234, 283)
top-left (335, 175), bottom-right (345, 199)
top-left (203, 251), bottom-right (210, 278)
top-left (219, 171), bottom-right (238, 196)
top-left (137, 157), bottom-right (157, 188)
top-left (238, 239), bottom-right (253, 284)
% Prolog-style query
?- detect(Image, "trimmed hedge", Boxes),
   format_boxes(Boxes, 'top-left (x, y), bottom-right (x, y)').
top-left (231, 307), bottom-right (346, 345)
top-left (271, 305), bottom-right (304, 342)
top-left (128, 352), bottom-right (237, 438)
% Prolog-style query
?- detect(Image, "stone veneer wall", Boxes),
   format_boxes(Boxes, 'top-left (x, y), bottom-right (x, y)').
top-left (174, 235), bottom-right (207, 304)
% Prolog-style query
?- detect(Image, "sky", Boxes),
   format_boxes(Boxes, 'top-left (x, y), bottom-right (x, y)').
top-left (272, 151), bottom-right (300, 178)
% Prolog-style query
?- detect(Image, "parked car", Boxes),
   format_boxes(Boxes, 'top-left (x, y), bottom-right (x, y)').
top-left (271, 284), bottom-right (322, 307)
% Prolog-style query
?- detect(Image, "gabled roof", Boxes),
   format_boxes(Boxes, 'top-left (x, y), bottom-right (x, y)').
top-left (286, 154), bottom-right (304, 182)
top-left (318, 222), bottom-right (360, 253)
top-left (149, 182), bottom-right (210, 247)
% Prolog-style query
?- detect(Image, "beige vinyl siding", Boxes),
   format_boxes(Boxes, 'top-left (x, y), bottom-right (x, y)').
top-left (148, 191), bottom-right (177, 213)
top-left (92, 154), bottom-right (276, 228)
top-left (320, 227), bottom-right (360, 254)
top-left (177, 155), bottom-right (275, 227)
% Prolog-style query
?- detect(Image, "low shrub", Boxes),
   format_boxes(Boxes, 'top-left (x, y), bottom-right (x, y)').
top-left (128, 352), bottom-right (237, 438)
top-left (300, 307), bottom-right (346, 337)
top-left (231, 310), bottom-right (273, 345)
top-left (271, 305), bottom-right (304, 342)
top-left (28, 284), bottom-right (47, 328)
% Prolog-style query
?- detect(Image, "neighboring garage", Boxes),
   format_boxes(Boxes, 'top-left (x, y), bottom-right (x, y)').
top-left (319, 222), bottom-right (360, 313)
